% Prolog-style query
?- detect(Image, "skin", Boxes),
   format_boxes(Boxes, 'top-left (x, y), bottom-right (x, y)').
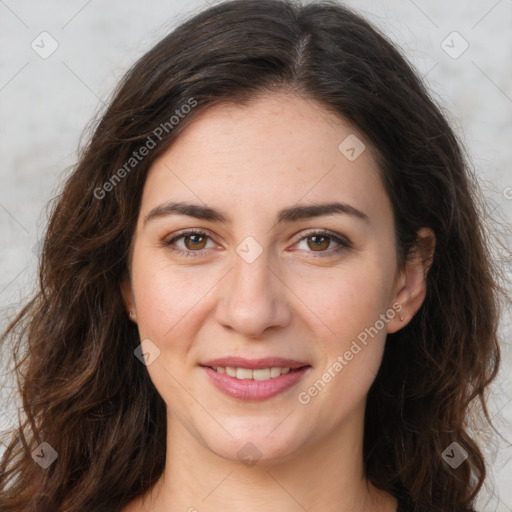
top-left (120, 92), bottom-right (435, 512)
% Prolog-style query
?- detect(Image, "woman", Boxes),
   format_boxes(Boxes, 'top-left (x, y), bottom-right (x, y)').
top-left (0, 1), bottom-right (507, 511)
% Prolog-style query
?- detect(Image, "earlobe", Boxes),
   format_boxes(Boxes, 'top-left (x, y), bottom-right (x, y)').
top-left (120, 275), bottom-right (136, 321)
top-left (387, 227), bottom-right (436, 333)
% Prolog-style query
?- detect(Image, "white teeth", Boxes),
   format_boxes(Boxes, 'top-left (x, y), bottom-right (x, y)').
top-left (270, 367), bottom-right (282, 378)
top-left (213, 366), bottom-right (294, 380)
top-left (236, 368), bottom-right (253, 380)
top-left (253, 368), bottom-right (271, 380)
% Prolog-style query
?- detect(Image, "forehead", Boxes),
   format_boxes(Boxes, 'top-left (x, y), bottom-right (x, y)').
top-left (141, 93), bottom-right (390, 229)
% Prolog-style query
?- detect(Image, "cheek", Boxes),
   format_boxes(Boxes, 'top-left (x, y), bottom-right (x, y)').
top-left (292, 259), bottom-right (392, 346)
top-left (292, 257), bottom-right (392, 401)
top-left (130, 253), bottom-right (217, 412)
top-left (131, 251), bottom-right (222, 342)
top-left (294, 272), bottom-right (390, 430)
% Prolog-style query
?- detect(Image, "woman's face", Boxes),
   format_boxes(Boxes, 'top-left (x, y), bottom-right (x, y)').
top-left (121, 92), bottom-right (418, 464)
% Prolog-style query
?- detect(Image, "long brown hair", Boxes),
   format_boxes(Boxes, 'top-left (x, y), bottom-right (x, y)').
top-left (1, 1), bottom-right (509, 510)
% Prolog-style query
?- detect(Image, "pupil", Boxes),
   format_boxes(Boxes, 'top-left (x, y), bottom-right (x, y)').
top-left (309, 235), bottom-right (329, 251)
top-left (187, 235), bottom-right (204, 249)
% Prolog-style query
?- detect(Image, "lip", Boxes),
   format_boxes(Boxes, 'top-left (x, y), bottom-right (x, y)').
top-left (201, 356), bottom-right (309, 370)
top-left (200, 357), bottom-right (311, 401)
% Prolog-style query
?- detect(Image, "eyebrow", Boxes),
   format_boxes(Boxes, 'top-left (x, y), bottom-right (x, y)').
top-left (144, 200), bottom-right (370, 226)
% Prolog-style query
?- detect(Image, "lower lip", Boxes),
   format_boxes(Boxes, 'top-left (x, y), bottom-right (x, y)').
top-left (202, 366), bottom-right (310, 401)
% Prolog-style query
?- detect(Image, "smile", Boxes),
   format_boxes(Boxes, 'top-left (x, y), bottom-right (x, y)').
top-left (201, 365), bottom-right (311, 401)
top-left (210, 366), bottom-right (295, 380)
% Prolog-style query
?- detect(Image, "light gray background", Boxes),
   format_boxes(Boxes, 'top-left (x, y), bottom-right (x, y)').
top-left (1, 0), bottom-right (511, 510)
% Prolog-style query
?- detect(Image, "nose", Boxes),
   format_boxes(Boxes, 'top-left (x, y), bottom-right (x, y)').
top-left (215, 247), bottom-right (292, 339)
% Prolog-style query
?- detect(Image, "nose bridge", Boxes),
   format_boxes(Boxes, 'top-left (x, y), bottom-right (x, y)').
top-left (215, 237), bottom-right (291, 337)
top-left (230, 233), bottom-right (273, 296)
top-left (232, 245), bottom-right (272, 298)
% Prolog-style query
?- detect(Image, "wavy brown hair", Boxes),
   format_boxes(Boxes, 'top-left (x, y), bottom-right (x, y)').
top-left (1, 1), bottom-right (509, 511)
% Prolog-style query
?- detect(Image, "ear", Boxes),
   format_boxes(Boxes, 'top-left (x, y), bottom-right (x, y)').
top-left (120, 272), bottom-right (137, 322)
top-left (387, 227), bottom-right (436, 333)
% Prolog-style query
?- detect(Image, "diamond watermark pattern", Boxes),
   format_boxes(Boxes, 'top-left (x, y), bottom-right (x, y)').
top-left (134, 338), bottom-right (161, 366)
top-left (237, 442), bottom-right (262, 467)
top-left (441, 32), bottom-right (469, 59)
top-left (236, 236), bottom-right (263, 264)
top-left (441, 441), bottom-right (468, 468)
top-left (31, 441), bottom-right (58, 468)
top-left (31, 31), bottom-right (59, 59)
top-left (338, 134), bottom-right (365, 161)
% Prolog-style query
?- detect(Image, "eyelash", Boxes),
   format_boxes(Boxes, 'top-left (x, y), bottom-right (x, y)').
top-left (163, 228), bottom-right (351, 258)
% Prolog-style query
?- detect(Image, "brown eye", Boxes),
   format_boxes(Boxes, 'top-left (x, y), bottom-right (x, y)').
top-left (294, 230), bottom-right (351, 257)
top-left (306, 235), bottom-right (331, 251)
top-left (183, 234), bottom-right (207, 250)
top-left (164, 229), bottom-right (215, 257)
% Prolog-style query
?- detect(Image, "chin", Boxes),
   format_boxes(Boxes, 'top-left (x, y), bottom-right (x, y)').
top-left (199, 422), bottom-right (307, 467)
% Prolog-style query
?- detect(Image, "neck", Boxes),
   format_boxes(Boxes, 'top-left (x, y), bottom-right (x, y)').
top-left (130, 405), bottom-right (397, 512)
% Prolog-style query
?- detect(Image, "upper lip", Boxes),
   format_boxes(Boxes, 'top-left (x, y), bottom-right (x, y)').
top-left (201, 357), bottom-right (310, 370)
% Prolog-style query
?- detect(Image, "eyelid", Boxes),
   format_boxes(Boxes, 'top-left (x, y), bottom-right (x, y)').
top-left (164, 228), bottom-right (219, 253)
top-left (163, 228), bottom-right (351, 257)
top-left (290, 228), bottom-right (351, 247)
